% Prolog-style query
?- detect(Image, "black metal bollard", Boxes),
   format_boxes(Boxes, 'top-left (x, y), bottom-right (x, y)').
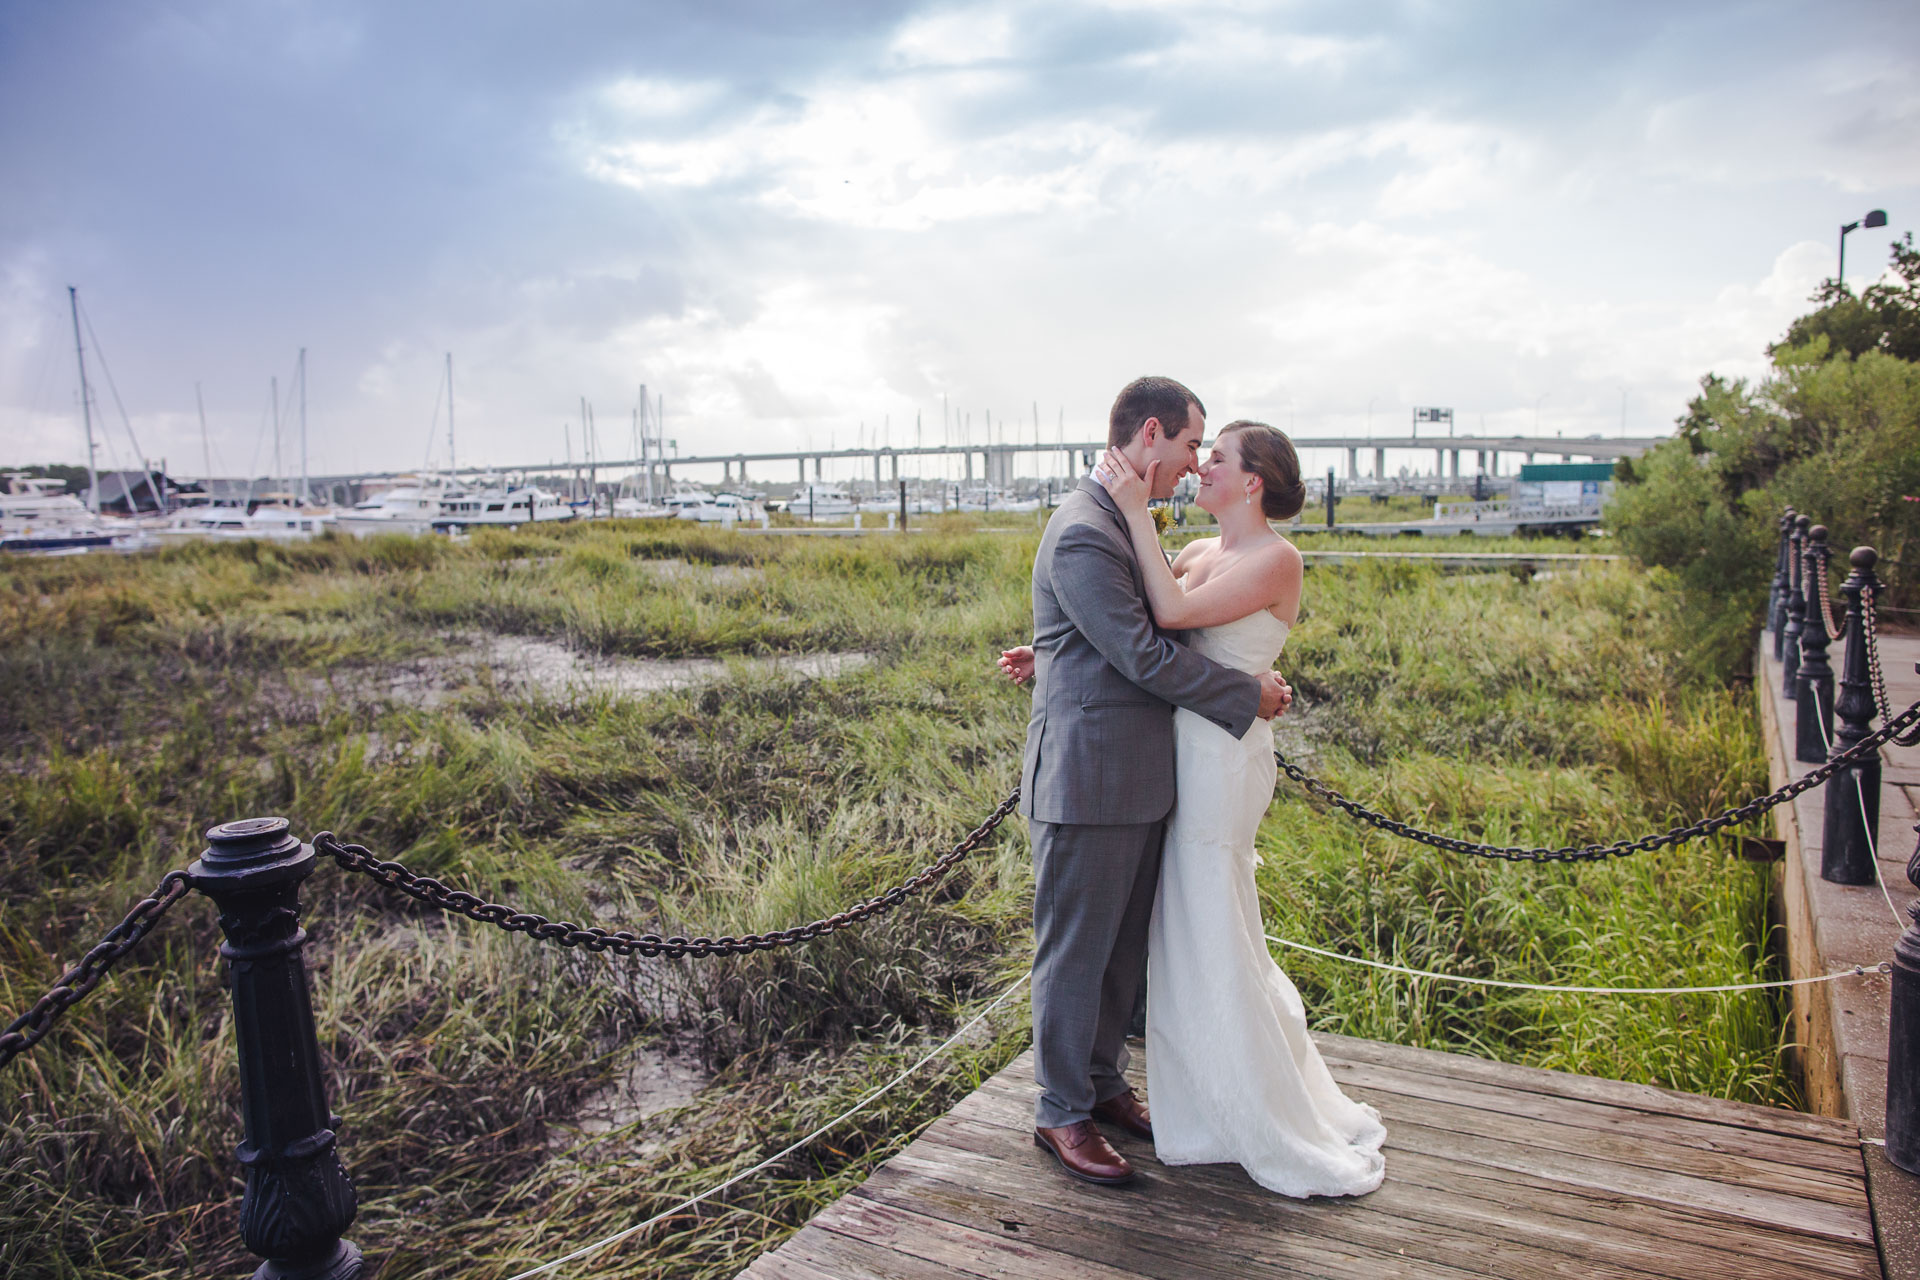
top-left (1796, 525), bottom-right (1836, 764)
top-left (1773, 507), bottom-right (1798, 654)
top-left (1769, 507), bottom-right (1795, 639)
top-left (188, 819), bottom-right (363, 1280)
top-left (1890, 804), bottom-right (1920, 1171)
top-left (1822, 548), bottom-right (1882, 885)
top-left (1782, 515), bottom-right (1810, 698)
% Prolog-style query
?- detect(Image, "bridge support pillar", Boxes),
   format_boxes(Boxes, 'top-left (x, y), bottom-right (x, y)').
top-left (1374, 447), bottom-right (1385, 480)
top-left (1435, 447), bottom-right (1445, 477)
top-left (188, 818), bottom-right (364, 1280)
top-left (1347, 447), bottom-right (1357, 480)
top-left (1449, 450), bottom-right (1460, 478)
top-left (798, 457), bottom-right (807, 485)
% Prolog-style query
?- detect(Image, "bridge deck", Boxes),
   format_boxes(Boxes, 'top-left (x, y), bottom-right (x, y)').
top-left (741, 1034), bottom-right (1881, 1280)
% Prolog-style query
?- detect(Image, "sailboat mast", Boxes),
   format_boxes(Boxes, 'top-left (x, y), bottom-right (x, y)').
top-left (67, 287), bottom-right (99, 514)
top-left (586, 400), bottom-right (599, 517)
top-left (445, 353), bottom-right (456, 478)
top-left (272, 375), bottom-right (281, 495)
top-left (196, 382), bottom-right (212, 481)
top-left (638, 382), bottom-right (650, 503)
top-left (299, 348), bottom-right (308, 504)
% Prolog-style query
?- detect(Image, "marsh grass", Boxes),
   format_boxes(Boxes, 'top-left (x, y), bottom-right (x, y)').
top-left (2, 518), bottom-right (1777, 1277)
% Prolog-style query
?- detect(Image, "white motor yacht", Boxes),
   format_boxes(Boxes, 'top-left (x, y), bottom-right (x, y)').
top-left (431, 484), bottom-right (573, 531)
top-left (332, 478), bottom-right (456, 537)
top-left (152, 503), bottom-right (334, 542)
top-left (612, 496), bottom-right (676, 519)
top-left (676, 492), bottom-right (765, 524)
top-left (0, 473), bottom-right (123, 552)
top-left (658, 485), bottom-right (715, 518)
top-left (788, 484), bottom-right (858, 519)
top-left (955, 485), bottom-right (1041, 513)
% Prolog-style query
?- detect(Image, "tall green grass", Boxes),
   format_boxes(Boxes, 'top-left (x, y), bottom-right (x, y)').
top-left (0, 519), bottom-right (1775, 1277)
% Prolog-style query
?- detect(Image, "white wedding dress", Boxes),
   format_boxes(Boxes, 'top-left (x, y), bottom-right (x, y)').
top-left (1147, 607), bottom-right (1387, 1196)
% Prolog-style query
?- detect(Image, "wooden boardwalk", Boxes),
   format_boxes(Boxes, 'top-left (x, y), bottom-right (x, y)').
top-left (741, 1035), bottom-right (1882, 1280)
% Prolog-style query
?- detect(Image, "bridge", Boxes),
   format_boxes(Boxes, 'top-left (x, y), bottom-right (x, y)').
top-left (316, 434), bottom-right (1666, 492)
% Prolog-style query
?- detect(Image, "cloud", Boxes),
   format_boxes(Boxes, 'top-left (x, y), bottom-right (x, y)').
top-left (2, 0), bottom-right (1917, 478)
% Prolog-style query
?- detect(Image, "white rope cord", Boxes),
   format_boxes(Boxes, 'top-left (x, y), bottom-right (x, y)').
top-left (1808, 685), bottom-right (1905, 930)
top-left (1855, 770), bottom-right (1905, 929)
top-left (504, 973), bottom-right (1030, 1280)
top-left (1265, 934), bottom-right (1884, 994)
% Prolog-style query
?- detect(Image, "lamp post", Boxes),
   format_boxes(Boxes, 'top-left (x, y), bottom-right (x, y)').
top-left (1839, 209), bottom-right (1889, 288)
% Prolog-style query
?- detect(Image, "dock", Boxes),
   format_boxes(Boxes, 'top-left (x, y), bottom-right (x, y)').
top-left (741, 1035), bottom-right (1881, 1279)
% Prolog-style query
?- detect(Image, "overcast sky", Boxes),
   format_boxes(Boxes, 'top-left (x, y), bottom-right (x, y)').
top-left (3, 0), bottom-right (1916, 486)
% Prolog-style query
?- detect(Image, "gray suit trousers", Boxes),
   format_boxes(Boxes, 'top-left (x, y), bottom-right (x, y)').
top-left (1029, 817), bottom-right (1162, 1129)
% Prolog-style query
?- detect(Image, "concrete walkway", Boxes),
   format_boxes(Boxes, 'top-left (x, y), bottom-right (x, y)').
top-left (1758, 626), bottom-right (1920, 1278)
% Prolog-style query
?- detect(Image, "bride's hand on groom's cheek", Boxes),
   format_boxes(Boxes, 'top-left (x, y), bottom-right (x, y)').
top-left (1095, 447), bottom-right (1153, 512)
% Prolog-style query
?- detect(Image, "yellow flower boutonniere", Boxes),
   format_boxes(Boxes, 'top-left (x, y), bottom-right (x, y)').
top-left (1150, 505), bottom-right (1174, 536)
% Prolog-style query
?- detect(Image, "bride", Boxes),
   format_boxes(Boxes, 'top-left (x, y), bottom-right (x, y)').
top-left (1091, 420), bottom-right (1385, 1198)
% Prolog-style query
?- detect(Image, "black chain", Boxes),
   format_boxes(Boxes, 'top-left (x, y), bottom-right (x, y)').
top-left (1863, 586), bottom-right (1920, 748)
top-left (314, 789), bottom-right (1023, 958)
top-left (0, 870), bottom-right (192, 1072)
top-left (1273, 694), bottom-right (1920, 862)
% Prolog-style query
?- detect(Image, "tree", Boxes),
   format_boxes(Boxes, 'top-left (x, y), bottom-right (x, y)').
top-left (1609, 233), bottom-right (1920, 680)
top-left (1774, 232), bottom-right (1920, 362)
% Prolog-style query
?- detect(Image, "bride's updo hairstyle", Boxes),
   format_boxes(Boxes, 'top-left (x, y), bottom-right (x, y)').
top-left (1218, 421), bottom-right (1307, 521)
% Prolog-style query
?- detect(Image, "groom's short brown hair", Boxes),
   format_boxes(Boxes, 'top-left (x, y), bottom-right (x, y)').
top-left (1109, 376), bottom-right (1205, 449)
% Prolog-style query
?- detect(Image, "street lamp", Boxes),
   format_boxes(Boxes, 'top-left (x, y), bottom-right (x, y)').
top-left (1839, 209), bottom-right (1889, 288)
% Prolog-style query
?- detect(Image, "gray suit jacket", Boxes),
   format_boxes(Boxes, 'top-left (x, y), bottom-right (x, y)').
top-left (1019, 480), bottom-right (1262, 826)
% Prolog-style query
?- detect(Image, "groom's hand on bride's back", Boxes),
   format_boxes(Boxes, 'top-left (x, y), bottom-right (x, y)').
top-left (1256, 671), bottom-right (1293, 719)
top-left (998, 645), bottom-right (1036, 686)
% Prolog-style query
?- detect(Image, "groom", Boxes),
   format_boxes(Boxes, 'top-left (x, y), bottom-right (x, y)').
top-left (1013, 375), bottom-right (1290, 1185)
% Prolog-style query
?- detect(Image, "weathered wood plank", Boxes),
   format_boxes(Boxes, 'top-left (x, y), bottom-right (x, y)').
top-left (1359, 1089), bottom-right (1866, 1205)
top-left (876, 1122), bottom-right (1808, 1280)
top-left (1322, 1055), bottom-right (1867, 1177)
top-left (1380, 1144), bottom-right (1879, 1279)
top-left (1382, 1116), bottom-right (1875, 1244)
top-left (832, 1187), bottom-right (1484, 1280)
top-left (959, 1065), bottom-right (1874, 1245)
top-left (871, 1129), bottom-right (1506, 1280)
top-left (904, 1113), bottom-right (1877, 1280)
top-left (735, 1241), bottom-right (847, 1280)
top-left (1316, 1034), bottom-right (1862, 1146)
top-left (740, 1035), bottom-right (1885, 1279)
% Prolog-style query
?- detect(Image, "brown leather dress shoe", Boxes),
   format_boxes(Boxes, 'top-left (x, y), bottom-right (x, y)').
top-left (1034, 1120), bottom-right (1134, 1185)
top-left (1091, 1088), bottom-right (1153, 1141)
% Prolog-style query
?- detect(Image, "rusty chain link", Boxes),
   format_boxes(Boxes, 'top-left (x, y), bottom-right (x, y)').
top-left (314, 789), bottom-right (1023, 957)
top-left (0, 870), bottom-right (192, 1072)
top-left (1274, 693), bottom-right (1920, 863)
top-left (1863, 585), bottom-right (1920, 748)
